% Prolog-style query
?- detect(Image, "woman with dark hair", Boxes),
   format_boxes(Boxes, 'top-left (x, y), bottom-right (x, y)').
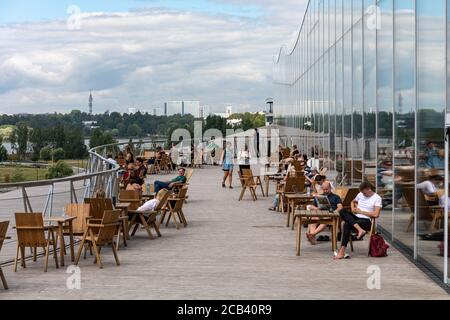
top-left (125, 146), bottom-right (134, 165)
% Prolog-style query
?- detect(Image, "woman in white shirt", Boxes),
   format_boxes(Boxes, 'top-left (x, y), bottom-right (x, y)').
top-left (334, 182), bottom-right (382, 260)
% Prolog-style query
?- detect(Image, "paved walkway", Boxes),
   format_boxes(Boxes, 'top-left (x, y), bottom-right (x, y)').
top-left (0, 167), bottom-right (448, 299)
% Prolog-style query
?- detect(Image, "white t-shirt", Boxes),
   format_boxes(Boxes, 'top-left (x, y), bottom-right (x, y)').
top-left (439, 195), bottom-right (450, 210)
top-left (137, 199), bottom-right (160, 212)
top-left (417, 181), bottom-right (437, 195)
top-left (354, 192), bottom-right (382, 220)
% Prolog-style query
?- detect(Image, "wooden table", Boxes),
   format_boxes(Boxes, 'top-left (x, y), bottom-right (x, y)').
top-left (115, 202), bottom-right (131, 248)
top-left (284, 193), bottom-right (315, 229)
top-left (294, 209), bottom-right (340, 256)
top-left (44, 216), bottom-right (77, 266)
top-left (261, 172), bottom-right (283, 197)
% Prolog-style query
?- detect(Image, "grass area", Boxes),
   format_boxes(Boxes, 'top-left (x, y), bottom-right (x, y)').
top-left (0, 165), bottom-right (49, 183)
top-left (49, 159), bottom-right (88, 170)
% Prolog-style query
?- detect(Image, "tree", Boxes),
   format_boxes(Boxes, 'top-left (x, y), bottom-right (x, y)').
top-left (16, 123), bottom-right (29, 160)
top-left (127, 123), bottom-right (142, 138)
top-left (40, 146), bottom-right (53, 161)
top-left (64, 126), bottom-right (87, 159)
top-left (29, 127), bottom-right (47, 159)
top-left (45, 161), bottom-right (74, 179)
top-left (0, 145), bottom-right (7, 162)
top-left (52, 148), bottom-right (65, 161)
top-left (89, 129), bottom-right (115, 149)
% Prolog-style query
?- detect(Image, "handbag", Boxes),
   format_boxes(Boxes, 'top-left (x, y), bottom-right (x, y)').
top-left (368, 233), bottom-right (389, 257)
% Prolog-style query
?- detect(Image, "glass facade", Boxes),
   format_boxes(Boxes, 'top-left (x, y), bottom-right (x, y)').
top-left (274, 0), bottom-right (449, 284)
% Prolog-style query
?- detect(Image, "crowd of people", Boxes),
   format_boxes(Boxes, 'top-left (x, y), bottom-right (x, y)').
top-left (115, 145), bottom-right (185, 194)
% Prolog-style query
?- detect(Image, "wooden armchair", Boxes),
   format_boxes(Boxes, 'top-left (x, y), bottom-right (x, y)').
top-left (128, 189), bottom-right (171, 239)
top-left (14, 213), bottom-right (59, 272)
top-left (238, 168), bottom-right (265, 201)
top-left (403, 188), bottom-right (444, 233)
top-left (0, 221), bottom-right (9, 289)
top-left (64, 204), bottom-right (91, 237)
top-left (277, 176), bottom-right (305, 212)
top-left (159, 187), bottom-right (188, 229)
top-left (75, 210), bottom-right (121, 269)
top-left (118, 190), bottom-right (143, 210)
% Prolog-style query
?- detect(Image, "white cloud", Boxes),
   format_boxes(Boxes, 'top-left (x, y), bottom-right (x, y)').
top-left (0, 2), bottom-right (308, 114)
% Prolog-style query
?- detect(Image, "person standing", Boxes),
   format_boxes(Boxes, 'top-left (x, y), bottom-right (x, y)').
top-left (221, 142), bottom-right (234, 189)
top-left (254, 128), bottom-right (260, 158)
top-left (238, 144), bottom-right (251, 174)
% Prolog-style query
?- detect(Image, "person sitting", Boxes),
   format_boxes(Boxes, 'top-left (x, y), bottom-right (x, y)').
top-left (137, 196), bottom-right (161, 212)
top-left (334, 182), bottom-right (382, 260)
top-left (417, 175), bottom-right (444, 205)
top-left (306, 182), bottom-right (343, 244)
top-left (305, 167), bottom-right (319, 186)
top-left (125, 146), bottom-right (134, 165)
top-left (135, 157), bottom-right (147, 180)
top-left (126, 167), bottom-right (144, 191)
top-left (154, 167), bottom-right (187, 193)
top-left (290, 145), bottom-right (300, 158)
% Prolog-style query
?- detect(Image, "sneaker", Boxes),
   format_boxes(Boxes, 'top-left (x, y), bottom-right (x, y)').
top-left (222, 183), bottom-right (226, 188)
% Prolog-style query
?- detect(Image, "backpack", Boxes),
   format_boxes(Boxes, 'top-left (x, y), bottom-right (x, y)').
top-left (438, 241), bottom-right (450, 257)
top-left (368, 233), bottom-right (389, 257)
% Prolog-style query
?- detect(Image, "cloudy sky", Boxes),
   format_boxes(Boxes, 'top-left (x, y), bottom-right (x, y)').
top-left (0, 0), bottom-right (308, 115)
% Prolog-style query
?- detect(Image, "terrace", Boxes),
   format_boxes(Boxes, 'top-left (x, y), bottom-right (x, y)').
top-left (0, 165), bottom-right (448, 300)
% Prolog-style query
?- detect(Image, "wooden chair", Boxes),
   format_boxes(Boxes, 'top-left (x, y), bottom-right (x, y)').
top-left (128, 189), bottom-right (171, 239)
top-left (0, 221), bottom-right (9, 289)
top-left (238, 168), bottom-right (265, 201)
top-left (348, 217), bottom-right (377, 253)
top-left (14, 213), bottom-right (59, 272)
top-left (159, 153), bottom-right (171, 174)
top-left (64, 204), bottom-right (91, 236)
top-left (403, 188), bottom-right (443, 233)
top-left (159, 187), bottom-right (189, 229)
top-left (118, 190), bottom-right (142, 210)
top-left (277, 176), bottom-right (305, 212)
top-left (75, 210), bottom-right (121, 269)
top-left (336, 187), bottom-right (359, 211)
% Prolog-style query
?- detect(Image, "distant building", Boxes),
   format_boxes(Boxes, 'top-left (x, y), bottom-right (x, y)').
top-left (164, 101), bottom-right (203, 117)
top-left (164, 101), bottom-right (183, 116)
top-left (183, 101), bottom-right (201, 117)
top-left (82, 121), bottom-right (99, 129)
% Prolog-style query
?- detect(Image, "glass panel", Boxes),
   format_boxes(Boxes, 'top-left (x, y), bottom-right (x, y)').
top-left (363, 0), bottom-right (376, 188)
top-left (330, 45), bottom-right (336, 170)
top-left (336, 0), bottom-right (343, 40)
top-left (336, 39), bottom-right (344, 180)
top-left (377, 0), bottom-right (394, 237)
top-left (353, 19), bottom-right (363, 185)
top-left (353, 0), bottom-right (363, 24)
top-left (394, 0), bottom-right (416, 252)
top-left (417, 0), bottom-right (446, 276)
top-left (343, 31), bottom-right (352, 185)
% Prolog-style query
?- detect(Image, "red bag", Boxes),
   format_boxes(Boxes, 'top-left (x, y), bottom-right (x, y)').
top-left (368, 234), bottom-right (389, 257)
top-left (438, 241), bottom-right (450, 257)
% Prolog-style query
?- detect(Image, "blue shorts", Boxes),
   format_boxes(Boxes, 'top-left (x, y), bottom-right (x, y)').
top-left (223, 163), bottom-right (234, 171)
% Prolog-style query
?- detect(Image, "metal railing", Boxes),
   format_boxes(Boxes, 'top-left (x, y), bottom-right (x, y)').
top-left (0, 139), bottom-right (167, 215)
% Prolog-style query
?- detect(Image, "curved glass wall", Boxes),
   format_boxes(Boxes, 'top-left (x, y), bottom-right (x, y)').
top-left (274, 0), bottom-right (449, 284)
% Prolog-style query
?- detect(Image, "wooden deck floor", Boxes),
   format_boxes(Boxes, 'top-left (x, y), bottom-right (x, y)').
top-left (0, 166), bottom-right (448, 300)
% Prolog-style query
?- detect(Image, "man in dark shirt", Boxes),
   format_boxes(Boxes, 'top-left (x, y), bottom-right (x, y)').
top-left (306, 182), bottom-right (343, 245)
